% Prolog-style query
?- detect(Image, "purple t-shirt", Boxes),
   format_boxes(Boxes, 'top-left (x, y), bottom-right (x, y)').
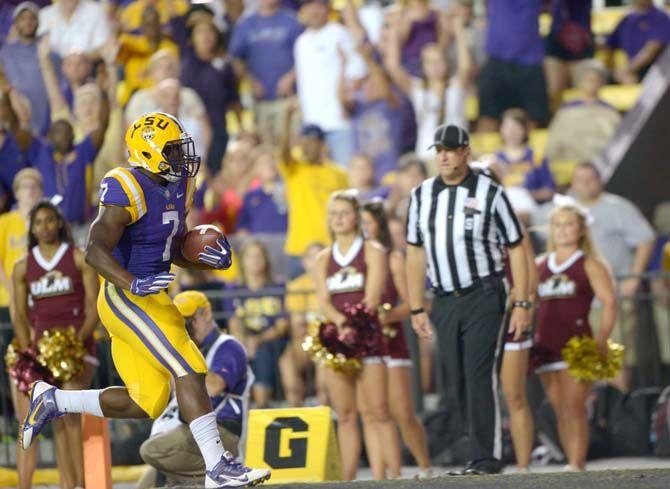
top-left (180, 51), bottom-right (240, 128)
top-left (0, 41), bottom-right (51, 136)
top-left (495, 147), bottom-right (555, 198)
top-left (550, 0), bottom-right (592, 34)
top-left (28, 136), bottom-right (98, 224)
top-left (486, 0), bottom-right (544, 65)
top-left (228, 9), bottom-right (303, 100)
top-left (351, 91), bottom-right (405, 182)
top-left (201, 330), bottom-right (250, 424)
top-left (237, 185), bottom-right (288, 234)
top-left (607, 6), bottom-right (670, 60)
top-left (0, 132), bottom-right (29, 207)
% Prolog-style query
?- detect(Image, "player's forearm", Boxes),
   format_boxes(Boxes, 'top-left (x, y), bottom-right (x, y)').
top-left (85, 242), bottom-right (135, 289)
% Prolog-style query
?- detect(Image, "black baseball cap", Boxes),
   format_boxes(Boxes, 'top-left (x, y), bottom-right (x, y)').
top-left (428, 124), bottom-right (470, 150)
top-left (301, 124), bottom-right (325, 140)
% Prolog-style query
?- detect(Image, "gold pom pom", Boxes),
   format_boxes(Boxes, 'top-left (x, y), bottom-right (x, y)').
top-left (561, 335), bottom-right (624, 381)
top-left (302, 320), bottom-right (361, 376)
top-left (4, 339), bottom-right (19, 370)
top-left (36, 326), bottom-right (86, 382)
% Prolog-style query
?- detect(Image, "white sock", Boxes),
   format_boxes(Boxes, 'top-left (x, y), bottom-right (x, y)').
top-left (54, 389), bottom-right (104, 417)
top-left (190, 412), bottom-right (226, 471)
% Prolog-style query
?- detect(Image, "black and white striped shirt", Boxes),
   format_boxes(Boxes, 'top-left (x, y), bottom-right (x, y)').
top-left (406, 170), bottom-right (522, 293)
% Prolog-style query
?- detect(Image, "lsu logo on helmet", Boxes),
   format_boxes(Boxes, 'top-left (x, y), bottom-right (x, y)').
top-left (125, 112), bottom-right (200, 181)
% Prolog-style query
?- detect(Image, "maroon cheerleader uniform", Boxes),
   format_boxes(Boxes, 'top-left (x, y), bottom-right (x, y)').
top-left (26, 243), bottom-right (95, 357)
top-left (326, 236), bottom-right (385, 361)
top-left (531, 250), bottom-right (593, 374)
top-left (381, 251), bottom-right (411, 367)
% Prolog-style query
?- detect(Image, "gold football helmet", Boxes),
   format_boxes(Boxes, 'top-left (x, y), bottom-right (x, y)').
top-left (124, 112), bottom-right (200, 181)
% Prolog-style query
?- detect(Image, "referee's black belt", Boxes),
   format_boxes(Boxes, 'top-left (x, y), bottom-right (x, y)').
top-left (433, 273), bottom-right (504, 298)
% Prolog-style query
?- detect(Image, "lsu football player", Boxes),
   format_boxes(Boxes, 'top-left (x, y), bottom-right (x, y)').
top-left (20, 113), bottom-right (270, 488)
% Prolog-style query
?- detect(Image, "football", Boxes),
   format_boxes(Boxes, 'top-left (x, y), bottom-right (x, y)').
top-left (181, 225), bottom-right (225, 263)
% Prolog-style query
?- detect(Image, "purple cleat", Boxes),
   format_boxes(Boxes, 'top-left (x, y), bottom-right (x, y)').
top-left (20, 381), bottom-right (63, 450)
top-left (205, 452), bottom-right (271, 488)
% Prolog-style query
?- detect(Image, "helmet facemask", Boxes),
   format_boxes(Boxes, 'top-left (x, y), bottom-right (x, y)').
top-left (160, 135), bottom-right (201, 182)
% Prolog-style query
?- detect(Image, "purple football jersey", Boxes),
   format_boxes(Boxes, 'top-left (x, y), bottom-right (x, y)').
top-left (99, 167), bottom-right (192, 278)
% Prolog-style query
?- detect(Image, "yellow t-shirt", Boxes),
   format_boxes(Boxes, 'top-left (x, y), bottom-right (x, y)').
top-left (120, 0), bottom-right (189, 33)
top-left (280, 158), bottom-right (348, 256)
top-left (0, 211), bottom-right (28, 307)
top-left (117, 35), bottom-right (179, 106)
top-left (285, 273), bottom-right (319, 315)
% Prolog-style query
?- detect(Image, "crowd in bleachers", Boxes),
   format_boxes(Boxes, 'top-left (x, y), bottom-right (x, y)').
top-left (1, 0), bottom-right (670, 408)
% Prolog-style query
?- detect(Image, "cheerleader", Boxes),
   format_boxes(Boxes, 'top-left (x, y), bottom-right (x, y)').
top-left (12, 201), bottom-right (99, 489)
top-left (500, 232), bottom-right (537, 471)
top-left (532, 202), bottom-right (616, 471)
top-left (314, 191), bottom-right (399, 480)
top-left (360, 200), bottom-right (432, 477)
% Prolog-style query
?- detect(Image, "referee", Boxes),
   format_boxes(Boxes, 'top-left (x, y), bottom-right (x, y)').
top-left (406, 124), bottom-right (531, 475)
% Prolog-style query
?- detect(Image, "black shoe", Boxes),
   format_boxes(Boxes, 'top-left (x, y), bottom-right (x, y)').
top-left (462, 459), bottom-right (504, 475)
top-left (445, 459), bottom-right (504, 476)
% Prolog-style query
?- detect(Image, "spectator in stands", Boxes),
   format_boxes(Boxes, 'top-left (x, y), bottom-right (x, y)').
top-left (544, 0), bottom-right (594, 110)
top-left (294, 0), bottom-right (367, 167)
top-left (607, 0), bottom-right (670, 84)
top-left (545, 62), bottom-right (621, 163)
top-left (285, 242), bottom-right (327, 405)
top-left (38, 38), bottom-right (107, 145)
top-left (339, 44), bottom-right (405, 181)
top-left (229, 0), bottom-right (303, 144)
top-left (386, 12), bottom-right (469, 164)
top-left (119, 0), bottom-right (189, 34)
top-left (38, 0), bottom-right (111, 57)
top-left (228, 239), bottom-right (302, 407)
top-left (237, 149), bottom-right (287, 236)
top-left (1, 0), bottom-right (47, 44)
top-left (59, 49), bottom-right (94, 110)
top-left (531, 163), bottom-right (655, 390)
top-left (0, 2), bottom-right (50, 135)
top-left (280, 102), bottom-right (349, 278)
top-left (0, 169), bottom-right (43, 349)
top-left (445, 0), bottom-right (485, 81)
top-left (154, 78), bottom-right (211, 162)
top-left (18, 49), bottom-right (108, 239)
top-left (491, 109), bottom-right (555, 206)
top-left (348, 154), bottom-right (390, 201)
top-left (124, 49), bottom-right (208, 132)
top-left (384, 0), bottom-right (449, 77)
top-left (138, 291), bottom-right (251, 488)
top-left (199, 139), bottom-right (258, 234)
top-left (117, 4), bottom-right (179, 107)
top-left (388, 153), bottom-right (427, 220)
top-left (478, 0), bottom-right (549, 131)
top-left (0, 80), bottom-right (30, 211)
top-left (181, 18), bottom-right (241, 174)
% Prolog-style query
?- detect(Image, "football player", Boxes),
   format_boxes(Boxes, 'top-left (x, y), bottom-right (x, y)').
top-left (20, 112), bottom-right (270, 488)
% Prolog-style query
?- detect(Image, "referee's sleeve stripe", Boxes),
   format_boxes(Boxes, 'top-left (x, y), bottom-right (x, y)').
top-left (494, 188), bottom-right (523, 247)
top-left (406, 186), bottom-right (422, 246)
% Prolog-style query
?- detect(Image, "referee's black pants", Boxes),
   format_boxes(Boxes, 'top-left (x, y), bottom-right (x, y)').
top-left (431, 276), bottom-right (507, 463)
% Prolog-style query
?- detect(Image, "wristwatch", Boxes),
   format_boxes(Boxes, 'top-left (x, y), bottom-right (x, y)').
top-left (512, 300), bottom-right (532, 310)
